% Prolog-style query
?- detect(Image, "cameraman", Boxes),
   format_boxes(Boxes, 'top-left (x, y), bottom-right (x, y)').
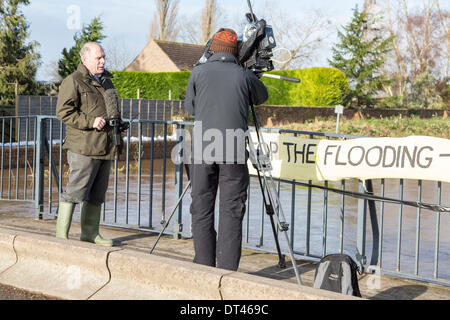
top-left (184, 28), bottom-right (268, 271)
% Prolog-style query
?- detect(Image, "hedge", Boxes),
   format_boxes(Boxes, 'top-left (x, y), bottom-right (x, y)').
top-left (110, 70), bottom-right (191, 100)
top-left (261, 68), bottom-right (349, 106)
top-left (110, 67), bottom-right (348, 107)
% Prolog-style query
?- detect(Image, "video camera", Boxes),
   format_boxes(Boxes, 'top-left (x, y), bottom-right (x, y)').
top-left (195, 0), bottom-right (275, 74)
top-left (238, 12), bottom-right (276, 74)
top-left (195, 1), bottom-right (300, 85)
top-left (103, 118), bottom-right (129, 146)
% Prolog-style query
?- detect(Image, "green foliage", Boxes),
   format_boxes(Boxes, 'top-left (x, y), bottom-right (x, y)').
top-left (261, 68), bottom-right (349, 106)
top-left (436, 77), bottom-right (450, 109)
top-left (58, 17), bottom-right (106, 78)
top-left (110, 68), bottom-right (348, 106)
top-left (285, 115), bottom-right (450, 139)
top-left (328, 6), bottom-right (393, 108)
top-left (377, 96), bottom-right (403, 108)
top-left (110, 68), bottom-right (347, 106)
top-left (110, 71), bottom-right (191, 99)
top-left (405, 72), bottom-right (446, 109)
top-left (0, 0), bottom-right (41, 106)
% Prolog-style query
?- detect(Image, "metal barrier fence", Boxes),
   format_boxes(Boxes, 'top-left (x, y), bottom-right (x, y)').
top-left (0, 115), bottom-right (449, 287)
top-left (13, 95), bottom-right (187, 141)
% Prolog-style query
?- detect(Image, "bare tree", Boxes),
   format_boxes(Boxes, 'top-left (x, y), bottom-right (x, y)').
top-left (178, 15), bottom-right (198, 44)
top-left (380, 0), bottom-right (449, 99)
top-left (363, 0), bottom-right (378, 12)
top-left (179, 0), bottom-right (226, 45)
top-left (259, 2), bottom-right (333, 70)
top-left (200, 0), bottom-right (218, 44)
top-left (103, 37), bottom-right (137, 71)
top-left (382, 0), bottom-right (408, 97)
top-left (149, 0), bottom-right (180, 41)
top-left (42, 60), bottom-right (62, 83)
top-left (435, 0), bottom-right (449, 78)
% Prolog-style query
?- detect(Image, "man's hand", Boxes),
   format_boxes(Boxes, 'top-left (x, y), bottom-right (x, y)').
top-left (93, 117), bottom-right (106, 130)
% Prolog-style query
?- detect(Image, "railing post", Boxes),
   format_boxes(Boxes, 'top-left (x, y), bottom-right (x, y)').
top-left (356, 179), bottom-right (367, 272)
top-left (34, 116), bottom-right (45, 219)
top-left (366, 179), bottom-right (380, 267)
top-left (173, 123), bottom-right (184, 239)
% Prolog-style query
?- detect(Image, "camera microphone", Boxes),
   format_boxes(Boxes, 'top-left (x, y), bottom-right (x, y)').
top-left (103, 88), bottom-right (120, 119)
top-left (102, 88), bottom-right (124, 146)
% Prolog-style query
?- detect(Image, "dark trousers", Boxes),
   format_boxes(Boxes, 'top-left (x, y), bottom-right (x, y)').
top-left (190, 163), bottom-right (249, 271)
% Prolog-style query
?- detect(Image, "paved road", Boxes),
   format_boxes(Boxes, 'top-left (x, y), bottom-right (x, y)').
top-left (1, 209), bottom-right (450, 300)
top-left (0, 283), bottom-right (60, 300)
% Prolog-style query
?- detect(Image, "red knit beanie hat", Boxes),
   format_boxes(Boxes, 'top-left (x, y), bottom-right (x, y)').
top-left (209, 28), bottom-right (238, 56)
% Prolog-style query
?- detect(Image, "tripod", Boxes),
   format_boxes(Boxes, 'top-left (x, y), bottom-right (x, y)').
top-left (149, 108), bottom-right (303, 285)
top-left (246, 104), bottom-right (302, 285)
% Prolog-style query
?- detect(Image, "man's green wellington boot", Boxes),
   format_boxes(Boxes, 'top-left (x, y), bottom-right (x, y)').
top-left (80, 201), bottom-right (113, 246)
top-left (55, 201), bottom-right (75, 239)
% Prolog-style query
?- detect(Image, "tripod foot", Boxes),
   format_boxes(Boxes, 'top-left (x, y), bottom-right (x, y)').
top-left (277, 254), bottom-right (286, 269)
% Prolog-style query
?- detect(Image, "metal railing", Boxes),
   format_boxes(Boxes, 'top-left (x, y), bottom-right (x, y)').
top-left (0, 115), bottom-right (449, 287)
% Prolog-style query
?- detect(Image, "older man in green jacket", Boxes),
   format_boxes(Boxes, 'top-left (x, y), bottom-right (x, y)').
top-left (55, 42), bottom-right (123, 246)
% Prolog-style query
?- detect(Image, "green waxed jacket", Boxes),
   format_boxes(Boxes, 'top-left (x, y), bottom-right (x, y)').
top-left (56, 63), bottom-right (121, 160)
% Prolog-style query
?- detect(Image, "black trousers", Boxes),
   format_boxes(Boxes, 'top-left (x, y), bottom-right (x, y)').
top-left (190, 163), bottom-right (249, 271)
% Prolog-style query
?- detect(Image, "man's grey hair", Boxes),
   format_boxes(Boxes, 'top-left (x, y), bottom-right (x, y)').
top-left (79, 42), bottom-right (104, 58)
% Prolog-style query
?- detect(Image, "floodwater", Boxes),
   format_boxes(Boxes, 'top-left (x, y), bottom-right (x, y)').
top-left (1, 158), bottom-right (449, 282)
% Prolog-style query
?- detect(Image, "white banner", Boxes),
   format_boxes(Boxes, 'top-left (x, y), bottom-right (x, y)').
top-left (316, 136), bottom-right (450, 182)
top-left (247, 132), bottom-right (282, 178)
top-left (247, 132), bottom-right (450, 183)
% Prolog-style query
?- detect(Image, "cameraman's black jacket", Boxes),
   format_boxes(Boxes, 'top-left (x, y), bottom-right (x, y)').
top-left (185, 52), bottom-right (268, 164)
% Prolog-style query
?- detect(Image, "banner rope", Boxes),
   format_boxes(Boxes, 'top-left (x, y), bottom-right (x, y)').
top-left (271, 177), bottom-right (450, 213)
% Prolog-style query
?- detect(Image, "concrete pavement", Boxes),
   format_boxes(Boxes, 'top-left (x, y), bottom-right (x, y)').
top-left (0, 206), bottom-right (449, 300)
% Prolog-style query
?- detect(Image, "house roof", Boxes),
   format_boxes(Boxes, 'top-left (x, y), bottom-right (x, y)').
top-left (155, 40), bottom-right (205, 71)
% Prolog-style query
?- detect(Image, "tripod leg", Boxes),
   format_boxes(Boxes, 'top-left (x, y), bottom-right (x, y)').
top-left (268, 214), bottom-right (286, 268)
top-left (272, 210), bottom-right (303, 285)
top-left (149, 181), bottom-right (191, 254)
top-left (263, 174), bottom-right (303, 285)
top-left (254, 169), bottom-right (286, 268)
top-left (247, 126), bottom-right (303, 284)
top-left (259, 171), bottom-right (303, 285)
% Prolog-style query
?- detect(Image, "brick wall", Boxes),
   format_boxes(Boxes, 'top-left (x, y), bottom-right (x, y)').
top-left (256, 105), bottom-right (449, 127)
